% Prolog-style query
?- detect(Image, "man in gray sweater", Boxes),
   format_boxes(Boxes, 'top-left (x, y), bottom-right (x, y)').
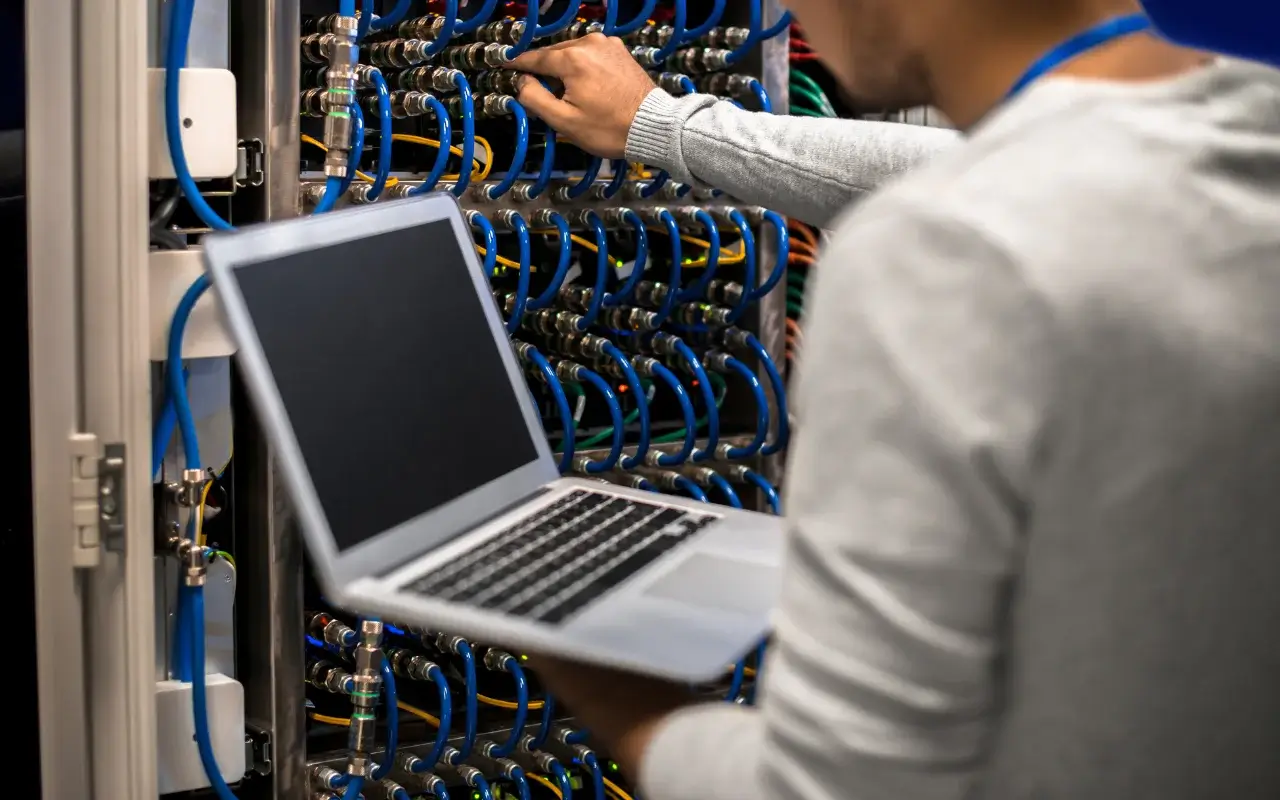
top-left (511, 1), bottom-right (1280, 798)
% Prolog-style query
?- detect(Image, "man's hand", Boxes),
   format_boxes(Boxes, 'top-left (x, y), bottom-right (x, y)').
top-left (508, 34), bottom-right (657, 158)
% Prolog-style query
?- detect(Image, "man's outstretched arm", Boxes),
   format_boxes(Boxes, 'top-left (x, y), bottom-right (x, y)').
top-left (511, 35), bottom-right (958, 228)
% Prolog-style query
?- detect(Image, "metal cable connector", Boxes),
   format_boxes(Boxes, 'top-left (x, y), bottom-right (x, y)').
top-left (310, 765), bottom-right (344, 791)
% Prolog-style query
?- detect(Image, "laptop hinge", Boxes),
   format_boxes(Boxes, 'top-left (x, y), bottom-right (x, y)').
top-left (374, 487), bottom-right (551, 578)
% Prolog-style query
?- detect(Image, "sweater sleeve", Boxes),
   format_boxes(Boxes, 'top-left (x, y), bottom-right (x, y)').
top-left (624, 89), bottom-right (959, 227)
top-left (636, 201), bottom-right (1055, 800)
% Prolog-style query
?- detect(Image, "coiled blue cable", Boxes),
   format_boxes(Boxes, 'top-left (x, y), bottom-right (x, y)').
top-left (668, 336), bottom-right (718, 460)
top-left (638, 169), bottom-right (669, 199)
top-left (457, 640), bottom-right (479, 760)
top-left (407, 96), bottom-right (452, 194)
top-left (368, 70), bottom-right (394, 201)
top-left (527, 129), bottom-right (557, 199)
top-left (677, 75), bottom-right (697, 95)
top-left (649, 363), bottom-right (696, 466)
top-left (338, 104), bottom-right (364, 196)
top-left (578, 212), bottom-right (608, 329)
top-left (724, 209), bottom-right (756, 324)
top-left (526, 347), bottom-right (574, 472)
top-left (507, 213), bottom-right (533, 333)
top-left (720, 356), bottom-right (769, 459)
top-left (424, 0), bottom-right (458, 56)
top-left (548, 761), bottom-right (574, 800)
top-left (681, 0), bottom-right (725, 42)
top-left (184, 584), bottom-right (243, 800)
top-left (604, 210), bottom-right (647, 306)
top-left (371, 656), bottom-right (399, 780)
top-left (603, 344), bottom-right (649, 469)
top-left (652, 210), bottom-right (682, 324)
top-left (487, 100), bottom-right (530, 198)
top-left (424, 664), bottom-right (453, 769)
top-left (759, 10), bottom-right (792, 40)
top-left (578, 369), bottom-right (625, 473)
top-left (654, 0), bottom-right (686, 60)
top-left (742, 469), bottom-right (781, 514)
top-left (528, 211), bottom-right (572, 309)
top-left (613, 0), bottom-right (658, 36)
top-left (677, 209), bottom-right (720, 301)
top-left (530, 693), bottom-right (555, 750)
top-left (490, 659), bottom-right (529, 757)
top-left (365, 0), bottom-right (413, 34)
top-left (563, 728), bottom-right (588, 745)
top-left (749, 210), bottom-right (789, 299)
top-left (601, 0), bottom-right (619, 35)
top-left (152, 370), bottom-right (188, 479)
top-left (726, 0), bottom-right (761, 64)
top-left (168, 274), bottom-right (210, 470)
top-left (742, 332), bottom-right (788, 455)
top-left (601, 159), bottom-right (628, 199)
top-left (469, 212), bottom-right (498, 279)
top-left (672, 476), bottom-right (708, 502)
top-left (469, 773), bottom-right (495, 800)
top-left (510, 0), bottom-right (539, 56)
top-left (583, 753), bottom-right (607, 800)
top-left (706, 473), bottom-right (743, 508)
top-left (433, 781), bottom-right (451, 800)
top-left (535, 0), bottom-right (581, 36)
top-left (566, 156), bottom-right (603, 199)
top-left (508, 768), bottom-right (533, 800)
top-left (454, 0), bottom-right (500, 32)
top-left (451, 73), bottom-right (476, 196)
top-left (748, 79), bottom-right (772, 113)
top-left (726, 658), bottom-right (747, 701)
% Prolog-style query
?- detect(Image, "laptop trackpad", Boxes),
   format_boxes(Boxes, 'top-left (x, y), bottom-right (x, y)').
top-left (642, 553), bottom-right (776, 617)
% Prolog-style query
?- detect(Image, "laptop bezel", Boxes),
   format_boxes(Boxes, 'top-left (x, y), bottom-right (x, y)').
top-left (203, 192), bottom-right (559, 590)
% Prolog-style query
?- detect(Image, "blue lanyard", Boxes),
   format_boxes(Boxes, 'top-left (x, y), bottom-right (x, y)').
top-left (1006, 12), bottom-right (1153, 100)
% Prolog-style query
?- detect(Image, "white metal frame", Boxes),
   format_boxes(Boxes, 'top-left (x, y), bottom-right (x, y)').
top-left (29, 0), bottom-right (156, 796)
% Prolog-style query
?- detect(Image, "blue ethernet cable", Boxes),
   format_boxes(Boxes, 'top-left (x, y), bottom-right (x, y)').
top-left (510, 0), bottom-right (539, 57)
top-left (638, 169), bottom-right (670, 199)
top-left (601, 0), bottom-right (619, 35)
top-left (740, 331), bottom-right (789, 455)
top-left (371, 656), bottom-right (399, 780)
top-left (677, 74), bottom-right (697, 95)
top-left (185, 583), bottom-right (251, 800)
top-left (468, 211), bottom-right (498, 278)
top-left (718, 355), bottom-right (769, 459)
top-left (651, 210), bottom-right (682, 324)
top-left (577, 368), bottom-right (625, 473)
top-left (724, 209), bottom-right (756, 324)
top-left (360, 0), bottom-right (413, 36)
top-left (677, 209), bottom-right (720, 301)
top-left (457, 640), bottom-right (480, 760)
top-left (527, 211), bottom-right (572, 309)
top-left (654, 0), bottom-right (687, 61)
top-left (759, 9), bottom-right (793, 40)
top-left (469, 773), bottom-right (496, 800)
top-left (583, 753), bottom-right (607, 800)
top-left (726, 658), bottom-right (747, 702)
top-left (548, 761), bottom-right (574, 800)
top-left (706, 473), bottom-right (743, 508)
top-left (601, 159), bottom-right (628, 199)
top-left (489, 655), bottom-right (529, 757)
top-left (526, 346), bottom-right (575, 472)
top-left (565, 156), bottom-right (603, 200)
top-left (506, 212), bottom-right (533, 333)
top-left (746, 639), bottom-right (769, 704)
top-left (424, 0), bottom-right (458, 56)
top-left (748, 78), bottom-right (773, 113)
top-left (530, 694), bottom-right (555, 750)
top-left (742, 469), bottom-right (781, 514)
top-left (726, 0), bottom-right (761, 65)
top-left (407, 96), bottom-right (452, 194)
top-left (485, 99), bottom-right (531, 199)
top-left (749, 210), bottom-right (789, 300)
top-left (603, 345), bottom-right (650, 469)
top-left (431, 781), bottom-right (451, 800)
top-left (454, 0), bottom-right (500, 33)
top-left (338, 104), bottom-right (364, 196)
top-left (563, 728), bottom-right (588, 745)
top-left (508, 768), bottom-right (533, 800)
top-left (168, 274), bottom-right (210, 471)
top-left (672, 475), bottom-right (708, 502)
top-left (368, 69), bottom-right (394, 201)
top-left (151, 369), bottom-right (189, 479)
top-left (612, 0), bottom-right (658, 36)
top-left (423, 663), bottom-right (453, 768)
top-left (451, 73), bottom-right (477, 196)
top-left (603, 210), bottom-right (647, 306)
top-left (527, 129), bottom-right (557, 199)
top-left (663, 335), bottom-right (719, 460)
top-left (535, 0), bottom-right (581, 37)
top-left (681, 0), bottom-right (725, 43)
top-left (649, 363), bottom-right (697, 466)
top-left (578, 212), bottom-right (609, 329)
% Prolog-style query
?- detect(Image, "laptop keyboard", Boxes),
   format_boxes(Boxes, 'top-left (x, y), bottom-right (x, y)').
top-left (401, 490), bottom-right (717, 625)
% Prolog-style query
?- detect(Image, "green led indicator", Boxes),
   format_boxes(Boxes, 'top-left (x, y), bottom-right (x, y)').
top-left (609, 762), bottom-right (619, 772)
top-left (520, 654), bottom-right (529, 661)
top-left (473, 793), bottom-right (481, 799)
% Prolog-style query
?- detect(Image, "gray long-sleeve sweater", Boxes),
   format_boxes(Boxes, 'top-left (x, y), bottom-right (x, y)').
top-left (622, 62), bottom-right (1280, 800)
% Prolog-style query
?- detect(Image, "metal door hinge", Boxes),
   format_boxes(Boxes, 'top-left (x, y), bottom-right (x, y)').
top-left (245, 723), bottom-right (273, 776)
top-left (236, 139), bottom-right (265, 188)
top-left (70, 433), bottom-right (126, 568)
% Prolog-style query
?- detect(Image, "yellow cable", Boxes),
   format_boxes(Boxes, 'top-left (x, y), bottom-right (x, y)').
top-left (474, 245), bottom-right (525, 272)
top-left (392, 133), bottom-right (495, 181)
top-left (308, 712), bottom-right (351, 727)
top-left (528, 774), bottom-right (564, 799)
top-left (396, 700), bottom-right (442, 727)
top-left (300, 134), bottom-right (399, 187)
top-left (603, 777), bottom-right (635, 800)
top-left (194, 479), bottom-right (214, 547)
top-left (477, 693), bottom-right (546, 711)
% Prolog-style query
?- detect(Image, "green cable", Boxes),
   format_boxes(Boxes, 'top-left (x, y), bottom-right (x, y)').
top-left (787, 300), bottom-right (804, 317)
top-left (554, 380), bottom-right (650, 453)
top-left (787, 285), bottom-right (805, 304)
top-left (652, 373), bottom-right (728, 444)
top-left (790, 72), bottom-right (838, 115)
top-left (788, 270), bottom-right (806, 285)
top-left (789, 86), bottom-right (836, 117)
top-left (791, 106), bottom-right (831, 119)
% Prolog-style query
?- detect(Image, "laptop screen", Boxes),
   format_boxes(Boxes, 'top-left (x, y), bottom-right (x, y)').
top-left (233, 218), bottom-right (541, 553)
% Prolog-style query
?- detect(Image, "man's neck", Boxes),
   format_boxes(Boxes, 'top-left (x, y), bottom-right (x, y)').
top-left (926, 10), bottom-right (1211, 130)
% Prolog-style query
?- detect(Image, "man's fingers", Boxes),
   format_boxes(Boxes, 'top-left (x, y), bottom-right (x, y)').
top-left (507, 42), bottom-right (576, 77)
top-left (516, 75), bottom-right (578, 129)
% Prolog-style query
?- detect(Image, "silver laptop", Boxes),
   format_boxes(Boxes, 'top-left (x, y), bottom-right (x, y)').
top-left (204, 192), bottom-right (783, 681)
